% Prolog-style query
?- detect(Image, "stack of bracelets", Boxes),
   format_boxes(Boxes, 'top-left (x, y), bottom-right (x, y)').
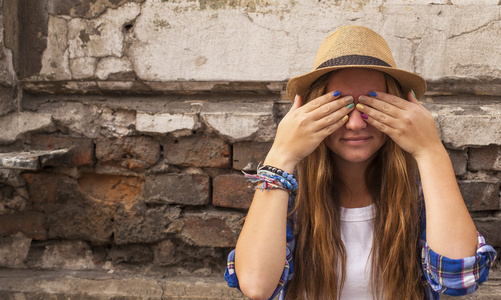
top-left (244, 164), bottom-right (298, 195)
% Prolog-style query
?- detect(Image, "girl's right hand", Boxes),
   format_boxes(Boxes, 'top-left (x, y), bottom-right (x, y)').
top-left (265, 92), bottom-right (355, 172)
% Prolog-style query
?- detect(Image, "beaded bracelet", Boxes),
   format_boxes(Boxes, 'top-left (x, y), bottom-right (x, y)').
top-left (258, 165), bottom-right (298, 190)
top-left (242, 164), bottom-right (298, 195)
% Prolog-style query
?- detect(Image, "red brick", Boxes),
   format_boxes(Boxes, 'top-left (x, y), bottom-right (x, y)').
top-left (181, 211), bottom-right (243, 247)
top-left (233, 142), bottom-right (272, 171)
top-left (213, 174), bottom-right (254, 209)
top-left (143, 173), bottom-right (209, 206)
top-left (459, 180), bottom-right (500, 211)
top-left (0, 211), bottom-right (47, 240)
top-left (468, 145), bottom-right (501, 171)
top-left (162, 136), bottom-right (230, 168)
top-left (22, 172), bottom-right (69, 203)
top-left (78, 173), bottom-right (143, 203)
top-left (30, 134), bottom-right (94, 167)
top-left (95, 136), bottom-right (160, 171)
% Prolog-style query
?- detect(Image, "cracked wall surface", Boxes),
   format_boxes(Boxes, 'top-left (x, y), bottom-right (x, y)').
top-left (23, 0), bottom-right (501, 87)
top-left (0, 0), bottom-right (500, 299)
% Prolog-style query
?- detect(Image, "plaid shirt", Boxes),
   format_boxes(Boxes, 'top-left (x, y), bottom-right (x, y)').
top-left (225, 195), bottom-right (497, 299)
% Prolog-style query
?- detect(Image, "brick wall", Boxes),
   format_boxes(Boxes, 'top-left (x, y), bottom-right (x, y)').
top-left (0, 0), bottom-right (499, 298)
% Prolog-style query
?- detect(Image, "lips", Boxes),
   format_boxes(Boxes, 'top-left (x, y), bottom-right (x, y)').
top-left (340, 136), bottom-right (372, 145)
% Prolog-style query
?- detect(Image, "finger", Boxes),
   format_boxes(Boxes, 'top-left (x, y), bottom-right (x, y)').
top-left (357, 111), bottom-right (398, 138)
top-left (355, 102), bottom-right (398, 130)
top-left (312, 101), bottom-right (353, 133)
top-left (320, 112), bottom-right (350, 136)
top-left (309, 95), bottom-right (354, 121)
top-left (303, 90), bottom-right (341, 113)
top-left (290, 94), bottom-right (303, 112)
top-left (360, 91), bottom-right (408, 110)
top-left (408, 90), bottom-right (423, 107)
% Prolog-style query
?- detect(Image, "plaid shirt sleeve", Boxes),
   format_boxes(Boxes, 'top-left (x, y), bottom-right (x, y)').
top-left (421, 230), bottom-right (498, 297)
top-left (224, 195), bottom-right (296, 300)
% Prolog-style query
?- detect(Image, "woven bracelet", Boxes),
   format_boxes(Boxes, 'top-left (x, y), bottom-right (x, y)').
top-left (258, 165), bottom-right (298, 194)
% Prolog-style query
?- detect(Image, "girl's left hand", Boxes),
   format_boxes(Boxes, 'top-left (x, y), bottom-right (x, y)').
top-left (356, 91), bottom-right (443, 160)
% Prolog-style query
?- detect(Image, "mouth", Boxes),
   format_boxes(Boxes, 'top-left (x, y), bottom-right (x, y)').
top-left (341, 136), bottom-right (372, 145)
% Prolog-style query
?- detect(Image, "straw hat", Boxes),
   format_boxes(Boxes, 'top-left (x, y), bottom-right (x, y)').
top-left (286, 25), bottom-right (427, 101)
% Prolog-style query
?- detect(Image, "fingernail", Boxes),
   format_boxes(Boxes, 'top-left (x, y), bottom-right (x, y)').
top-left (411, 89), bottom-right (416, 99)
top-left (369, 91), bottom-right (377, 97)
top-left (342, 115), bottom-right (349, 122)
top-left (358, 96), bottom-right (367, 103)
top-left (333, 91), bottom-right (340, 97)
top-left (356, 103), bottom-right (364, 110)
top-left (345, 96), bottom-right (354, 103)
top-left (347, 103), bottom-right (354, 109)
top-left (362, 114), bottom-right (369, 120)
top-left (294, 94), bottom-right (298, 103)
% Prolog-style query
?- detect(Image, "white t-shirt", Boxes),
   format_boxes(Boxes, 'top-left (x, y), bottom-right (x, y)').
top-left (339, 204), bottom-right (376, 300)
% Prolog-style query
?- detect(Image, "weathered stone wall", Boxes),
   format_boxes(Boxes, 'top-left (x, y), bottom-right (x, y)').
top-left (0, 0), bottom-right (499, 298)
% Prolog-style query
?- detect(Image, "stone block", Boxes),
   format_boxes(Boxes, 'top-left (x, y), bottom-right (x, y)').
top-left (0, 87), bottom-right (15, 117)
top-left (78, 173), bottom-right (142, 203)
top-left (45, 200), bottom-right (114, 245)
top-left (153, 239), bottom-right (177, 266)
top-left (0, 112), bottom-right (53, 143)
top-left (233, 142), bottom-right (272, 171)
top-left (38, 240), bottom-right (96, 270)
top-left (136, 111), bottom-right (198, 136)
top-left (143, 173), bottom-right (209, 206)
top-left (181, 211), bottom-right (243, 248)
top-left (459, 180), bottom-right (500, 212)
top-left (113, 204), bottom-right (182, 245)
top-left (30, 134), bottom-right (95, 167)
top-left (32, 102), bottom-right (101, 138)
top-left (0, 232), bottom-right (31, 268)
top-left (429, 104), bottom-right (501, 148)
top-left (95, 57), bottom-right (133, 80)
top-left (213, 174), bottom-right (253, 210)
top-left (67, 2), bottom-right (141, 59)
top-left (0, 212), bottom-right (47, 240)
top-left (95, 136), bottom-right (160, 170)
top-left (162, 136), bottom-right (230, 168)
top-left (201, 102), bottom-right (276, 142)
top-left (107, 244), bottom-right (153, 264)
top-left (33, 102), bottom-right (135, 139)
top-left (446, 148), bottom-right (467, 176)
top-left (69, 57), bottom-right (96, 79)
top-left (39, 16), bottom-right (71, 81)
top-left (469, 145), bottom-right (501, 172)
top-left (98, 107), bottom-right (136, 137)
top-left (23, 173), bottom-right (114, 244)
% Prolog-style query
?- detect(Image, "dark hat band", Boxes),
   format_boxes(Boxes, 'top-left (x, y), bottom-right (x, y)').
top-left (316, 54), bottom-right (391, 70)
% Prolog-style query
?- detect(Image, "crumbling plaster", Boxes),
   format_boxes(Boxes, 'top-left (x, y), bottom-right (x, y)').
top-left (27, 0), bottom-right (501, 89)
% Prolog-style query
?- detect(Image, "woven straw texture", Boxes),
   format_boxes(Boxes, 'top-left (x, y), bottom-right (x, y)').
top-left (286, 25), bottom-right (426, 101)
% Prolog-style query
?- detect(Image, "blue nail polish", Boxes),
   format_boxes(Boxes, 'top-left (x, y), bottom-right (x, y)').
top-left (369, 91), bottom-right (377, 97)
top-left (333, 91), bottom-right (340, 97)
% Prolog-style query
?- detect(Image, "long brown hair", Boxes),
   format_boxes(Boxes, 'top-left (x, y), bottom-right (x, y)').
top-left (286, 70), bottom-right (424, 299)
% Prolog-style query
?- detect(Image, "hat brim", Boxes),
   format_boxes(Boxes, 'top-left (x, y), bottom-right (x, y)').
top-left (286, 65), bottom-right (427, 102)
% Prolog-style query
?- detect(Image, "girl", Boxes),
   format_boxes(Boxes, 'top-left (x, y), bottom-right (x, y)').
top-left (225, 25), bottom-right (496, 300)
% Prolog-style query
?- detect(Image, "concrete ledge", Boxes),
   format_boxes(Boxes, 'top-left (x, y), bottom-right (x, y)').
top-left (0, 268), bottom-right (499, 299)
top-left (0, 269), bottom-right (247, 299)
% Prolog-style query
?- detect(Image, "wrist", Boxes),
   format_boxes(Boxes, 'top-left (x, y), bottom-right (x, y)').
top-left (414, 144), bottom-right (449, 166)
top-left (263, 150), bottom-right (297, 174)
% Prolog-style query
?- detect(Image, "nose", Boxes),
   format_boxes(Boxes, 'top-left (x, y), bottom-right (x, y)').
top-left (345, 108), bottom-right (367, 131)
